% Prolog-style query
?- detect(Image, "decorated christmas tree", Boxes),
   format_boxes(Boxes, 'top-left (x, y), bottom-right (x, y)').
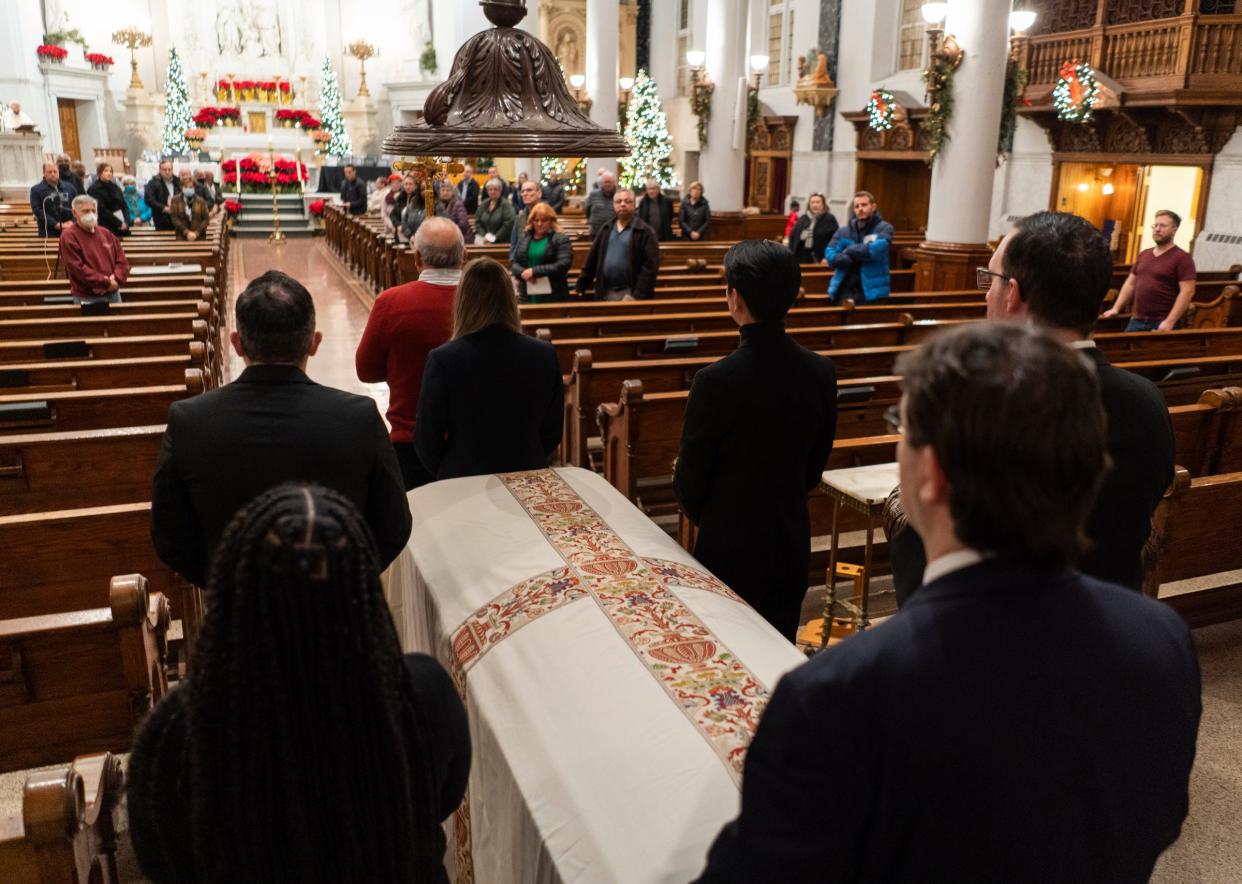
top-left (620, 70), bottom-right (678, 191)
top-left (160, 47), bottom-right (193, 156)
top-left (540, 156), bottom-right (567, 184)
top-left (318, 56), bottom-right (352, 158)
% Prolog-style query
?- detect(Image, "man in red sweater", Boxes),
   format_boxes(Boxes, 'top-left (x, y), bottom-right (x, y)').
top-left (59, 194), bottom-right (130, 303)
top-left (356, 216), bottom-right (464, 489)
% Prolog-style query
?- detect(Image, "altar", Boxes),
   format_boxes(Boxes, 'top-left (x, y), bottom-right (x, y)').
top-left (386, 468), bottom-right (806, 884)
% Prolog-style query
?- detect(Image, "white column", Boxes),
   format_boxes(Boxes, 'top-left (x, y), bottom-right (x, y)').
top-left (585, 0), bottom-right (620, 174)
top-left (924, 0), bottom-right (1011, 245)
top-left (700, 0), bottom-right (746, 212)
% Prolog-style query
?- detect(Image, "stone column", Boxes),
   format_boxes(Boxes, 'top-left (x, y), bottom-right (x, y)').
top-left (913, 0), bottom-right (1012, 290)
top-left (585, 0), bottom-right (620, 176)
top-left (699, 0), bottom-right (747, 226)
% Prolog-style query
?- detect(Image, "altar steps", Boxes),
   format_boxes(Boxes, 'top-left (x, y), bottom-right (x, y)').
top-left (229, 193), bottom-right (318, 239)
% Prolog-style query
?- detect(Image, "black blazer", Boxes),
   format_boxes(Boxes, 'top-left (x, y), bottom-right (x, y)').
top-left (144, 175), bottom-right (175, 230)
top-left (636, 194), bottom-right (674, 241)
top-left (413, 325), bottom-right (564, 480)
top-left (87, 179), bottom-right (132, 236)
top-left (341, 178), bottom-right (368, 215)
top-left (150, 364), bottom-right (411, 587)
top-left (127, 653), bottom-right (470, 884)
top-left (457, 176), bottom-right (480, 215)
top-left (674, 322), bottom-right (837, 639)
top-left (510, 231), bottom-right (574, 302)
top-left (789, 211), bottom-right (839, 264)
top-left (696, 561), bottom-right (1201, 883)
top-left (889, 345), bottom-right (1175, 604)
top-left (574, 217), bottom-right (661, 300)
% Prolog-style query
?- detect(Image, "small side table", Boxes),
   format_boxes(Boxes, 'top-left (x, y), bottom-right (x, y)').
top-left (818, 462), bottom-right (900, 649)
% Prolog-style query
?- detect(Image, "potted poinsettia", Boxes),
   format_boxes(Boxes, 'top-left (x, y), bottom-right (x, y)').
top-left (37, 44), bottom-right (69, 63)
top-left (85, 52), bottom-right (114, 71)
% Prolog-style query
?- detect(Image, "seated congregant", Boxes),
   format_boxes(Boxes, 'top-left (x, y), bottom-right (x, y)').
top-left (356, 217), bottom-right (464, 490)
top-left (575, 187), bottom-right (660, 301)
top-left (87, 163), bottom-right (131, 237)
top-left (151, 270), bottom-right (411, 587)
top-left (695, 322), bottom-right (1201, 883)
top-left (413, 258), bottom-right (564, 480)
top-left (129, 484), bottom-right (469, 884)
top-left (510, 202), bottom-right (574, 303)
top-left (673, 240), bottom-right (838, 640)
top-left (885, 211), bottom-right (1176, 604)
top-left (30, 161), bottom-right (74, 237)
top-left (169, 170), bottom-right (210, 241)
top-left (59, 194), bottom-right (129, 304)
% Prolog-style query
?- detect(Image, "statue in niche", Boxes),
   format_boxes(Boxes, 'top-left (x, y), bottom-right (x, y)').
top-left (555, 28), bottom-right (580, 73)
top-left (215, 0), bottom-right (283, 58)
top-left (216, 1), bottom-right (246, 55)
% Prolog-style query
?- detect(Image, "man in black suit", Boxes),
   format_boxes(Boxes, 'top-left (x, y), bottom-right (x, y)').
top-left (696, 322), bottom-right (1201, 883)
top-left (340, 164), bottom-right (368, 215)
top-left (886, 211), bottom-right (1176, 604)
top-left (457, 164), bottom-right (480, 215)
top-left (151, 271), bottom-right (411, 587)
top-left (673, 241), bottom-right (838, 640)
top-left (144, 160), bottom-right (176, 232)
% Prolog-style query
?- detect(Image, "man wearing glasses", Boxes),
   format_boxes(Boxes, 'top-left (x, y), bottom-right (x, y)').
top-left (1102, 210), bottom-right (1197, 331)
top-left (884, 211), bottom-right (1174, 604)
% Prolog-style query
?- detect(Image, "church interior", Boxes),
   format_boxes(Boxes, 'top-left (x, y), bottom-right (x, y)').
top-left (1, 0), bottom-right (1241, 881)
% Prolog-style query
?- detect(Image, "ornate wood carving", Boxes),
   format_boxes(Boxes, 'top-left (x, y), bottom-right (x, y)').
top-left (1058, 123), bottom-right (1103, 152)
top-left (1102, 117), bottom-right (1152, 154)
top-left (1107, 0), bottom-right (1183, 26)
top-left (1155, 117), bottom-right (1209, 154)
top-left (1031, 0), bottom-right (1097, 36)
top-left (1030, 106), bottom-right (1241, 158)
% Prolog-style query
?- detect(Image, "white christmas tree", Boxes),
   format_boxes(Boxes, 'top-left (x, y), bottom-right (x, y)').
top-left (540, 157), bottom-right (567, 184)
top-left (318, 56), bottom-right (352, 158)
top-left (161, 47), bottom-right (193, 156)
top-left (620, 70), bottom-right (678, 191)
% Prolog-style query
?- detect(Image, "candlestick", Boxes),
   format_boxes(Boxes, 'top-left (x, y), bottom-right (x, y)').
top-left (269, 142), bottom-right (286, 245)
top-left (111, 26), bottom-right (153, 91)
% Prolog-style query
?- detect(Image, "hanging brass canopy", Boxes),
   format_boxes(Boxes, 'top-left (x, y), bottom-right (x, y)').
top-left (382, 0), bottom-right (629, 157)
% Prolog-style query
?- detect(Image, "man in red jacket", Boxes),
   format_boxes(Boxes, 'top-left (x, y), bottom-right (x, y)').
top-left (355, 216), bottom-right (464, 489)
top-left (58, 194), bottom-right (130, 304)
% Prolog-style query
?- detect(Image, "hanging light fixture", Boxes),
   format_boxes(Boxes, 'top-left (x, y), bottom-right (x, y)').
top-left (382, 0), bottom-right (628, 159)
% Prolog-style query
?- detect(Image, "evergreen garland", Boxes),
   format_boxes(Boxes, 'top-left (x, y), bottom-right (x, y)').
top-left (161, 47), bottom-right (193, 156)
top-left (1053, 60), bottom-right (1098, 124)
top-left (620, 70), bottom-right (678, 190)
top-left (997, 61), bottom-right (1028, 158)
top-left (922, 59), bottom-right (955, 167)
top-left (689, 78), bottom-right (714, 148)
top-left (318, 56), bottom-right (352, 158)
top-left (746, 88), bottom-right (761, 149)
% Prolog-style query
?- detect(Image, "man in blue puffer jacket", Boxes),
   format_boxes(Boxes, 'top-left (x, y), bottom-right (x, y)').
top-left (824, 190), bottom-right (894, 304)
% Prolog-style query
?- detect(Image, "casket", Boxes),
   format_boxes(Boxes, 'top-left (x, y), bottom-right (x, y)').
top-left (386, 468), bottom-right (806, 884)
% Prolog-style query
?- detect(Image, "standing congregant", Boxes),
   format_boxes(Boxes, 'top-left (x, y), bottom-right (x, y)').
top-left (169, 170), bottom-right (210, 241)
top-left (636, 179), bottom-right (675, 242)
top-left (457, 164), bottom-right (480, 215)
top-left (1103, 210), bottom-right (1197, 331)
top-left (575, 188), bottom-right (660, 301)
top-left (825, 190), bottom-right (892, 303)
top-left (30, 161), bottom-right (74, 237)
top-left (340, 164), bottom-right (368, 215)
top-left (59, 195), bottom-right (129, 304)
top-left (674, 240), bottom-right (837, 640)
top-left (144, 160), bottom-right (177, 231)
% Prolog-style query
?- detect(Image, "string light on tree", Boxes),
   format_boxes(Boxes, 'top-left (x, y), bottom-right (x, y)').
top-left (161, 47), bottom-right (193, 156)
top-left (318, 56), bottom-right (353, 157)
top-left (1053, 60), bottom-right (1098, 124)
top-left (540, 156), bottom-right (567, 184)
top-left (619, 69), bottom-right (678, 191)
top-left (866, 89), bottom-right (896, 132)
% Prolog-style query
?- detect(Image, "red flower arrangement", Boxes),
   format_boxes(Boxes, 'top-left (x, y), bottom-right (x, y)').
top-left (223, 199), bottom-right (242, 216)
top-left (274, 109), bottom-right (321, 129)
top-left (37, 44), bottom-right (69, 61)
top-left (221, 156), bottom-right (308, 193)
top-left (279, 82), bottom-right (292, 93)
top-left (308, 199), bottom-right (326, 217)
top-left (195, 106), bottom-right (241, 128)
top-left (84, 52), bottom-right (115, 67)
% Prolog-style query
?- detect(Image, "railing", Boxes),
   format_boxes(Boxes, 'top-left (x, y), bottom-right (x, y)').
top-left (1190, 14), bottom-right (1242, 74)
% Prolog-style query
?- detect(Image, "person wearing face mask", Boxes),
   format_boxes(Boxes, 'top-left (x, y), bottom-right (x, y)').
top-left (87, 163), bottom-right (131, 237)
top-left (122, 176), bottom-right (153, 226)
top-left (169, 170), bottom-right (211, 241)
top-left (58, 194), bottom-right (130, 304)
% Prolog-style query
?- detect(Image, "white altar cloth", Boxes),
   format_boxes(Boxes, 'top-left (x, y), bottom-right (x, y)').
top-left (387, 468), bottom-right (806, 884)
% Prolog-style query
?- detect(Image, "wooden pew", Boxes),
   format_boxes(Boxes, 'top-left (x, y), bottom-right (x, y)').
top-left (1145, 468), bottom-right (1242, 627)
top-left (0, 425), bottom-right (164, 516)
top-left (0, 753), bottom-right (124, 883)
top-left (0, 354), bottom-right (207, 394)
top-left (0, 334), bottom-right (209, 367)
top-left (0, 312), bottom-right (212, 342)
top-left (0, 370), bottom-right (203, 434)
top-left (0, 575), bottom-right (168, 772)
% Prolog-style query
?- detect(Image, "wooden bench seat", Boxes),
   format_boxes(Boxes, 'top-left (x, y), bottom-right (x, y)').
top-left (0, 312), bottom-right (211, 342)
top-left (0, 575), bottom-right (168, 772)
top-left (0, 354), bottom-right (209, 395)
top-left (0, 298), bottom-right (213, 323)
top-left (0, 425), bottom-right (164, 516)
top-left (0, 371), bottom-right (202, 434)
top-left (0, 753), bottom-right (124, 883)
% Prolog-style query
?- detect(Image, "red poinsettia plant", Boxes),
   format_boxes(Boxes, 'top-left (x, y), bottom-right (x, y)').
top-left (308, 199), bottom-right (326, 217)
top-left (37, 44), bottom-right (69, 61)
top-left (274, 109), bottom-right (321, 129)
top-left (84, 52), bottom-right (115, 66)
top-left (223, 199), bottom-right (242, 215)
top-left (222, 155), bottom-right (308, 193)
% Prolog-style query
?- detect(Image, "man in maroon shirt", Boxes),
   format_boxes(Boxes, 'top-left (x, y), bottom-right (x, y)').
top-left (355, 216), bottom-right (463, 489)
top-left (1103, 209), bottom-right (1196, 331)
top-left (58, 194), bottom-right (130, 304)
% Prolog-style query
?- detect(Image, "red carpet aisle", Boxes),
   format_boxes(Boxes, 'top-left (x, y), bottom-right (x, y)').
top-left (226, 238), bottom-right (389, 418)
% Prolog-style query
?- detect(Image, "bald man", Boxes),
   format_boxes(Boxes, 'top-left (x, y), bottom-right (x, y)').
top-left (585, 171), bottom-right (618, 237)
top-left (355, 217), bottom-right (466, 489)
top-left (30, 162), bottom-right (75, 236)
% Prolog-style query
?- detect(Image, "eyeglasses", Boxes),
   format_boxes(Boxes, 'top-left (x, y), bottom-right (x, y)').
top-left (976, 266), bottom-right (1011, 292)
top-left (884, 404), bottom-right (905, 436)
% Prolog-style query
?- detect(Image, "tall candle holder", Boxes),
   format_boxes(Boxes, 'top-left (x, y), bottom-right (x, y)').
top-left (268, 141), bottom-right (286, 245)
top-left (346, 39), bottom-right (377, 98)
top-left (111, 26), bottom-right (153, 91)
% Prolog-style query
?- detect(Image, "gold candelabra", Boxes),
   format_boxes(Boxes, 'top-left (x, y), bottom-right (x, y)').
top-left (268, 141), bottom-right (286, 245)
top-left (111, 26), bottom-right (153, 91)
top-left (346, 39), bottom-right (378, 98)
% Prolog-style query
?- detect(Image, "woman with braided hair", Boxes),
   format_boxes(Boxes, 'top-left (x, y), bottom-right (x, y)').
top-left (127, 484), bottom-right (470, 883)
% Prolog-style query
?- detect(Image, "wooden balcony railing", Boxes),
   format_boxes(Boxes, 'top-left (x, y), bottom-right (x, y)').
top-left (1022, 12), bottom-right (1242, 93)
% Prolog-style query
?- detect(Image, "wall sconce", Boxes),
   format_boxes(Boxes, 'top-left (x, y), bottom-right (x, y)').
top-left (569, 73), bottom-right (592, 115)
top-left (686, 50), bottom-right (715, 147)
top-left (1102, 182), bottom-right (1115, 196)
top-left (618, 76), bottom-right (634, 127)
top-left (1008, 7), bottom-right (1037, 62)
top-left (749, 54), bottom-right (769, 91)
top-left (922, 1), bottom-right (963, 112)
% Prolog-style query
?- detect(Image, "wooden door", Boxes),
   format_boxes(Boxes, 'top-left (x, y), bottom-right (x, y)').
top-left (856, 160), bottom-right (930, 234)
top-left (56, 99), bottom-right (80, 160)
